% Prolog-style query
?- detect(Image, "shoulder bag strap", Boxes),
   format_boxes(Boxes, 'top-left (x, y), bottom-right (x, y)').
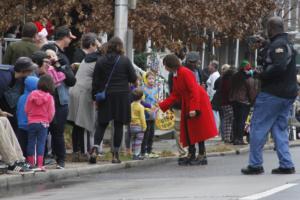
top-left (104, 55), bottom-right (121, 91)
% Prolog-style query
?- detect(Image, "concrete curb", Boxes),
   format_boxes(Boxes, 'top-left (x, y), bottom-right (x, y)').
top-left (2, 142), bottom-right (300, 188)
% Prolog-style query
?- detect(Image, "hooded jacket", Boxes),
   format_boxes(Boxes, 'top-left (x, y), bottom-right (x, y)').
top-left (25, 89), bottom-right (55, 125)
top-left (17, 76), bottom-right (39, 130)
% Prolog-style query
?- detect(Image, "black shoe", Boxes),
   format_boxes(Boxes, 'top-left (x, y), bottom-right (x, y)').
top-left (89, 147), bottom-right (98, 164)
top-left (112, 152), bottom-right (121, 164)
top-left (271, 167), bottom-right (295, 174)
top-left (178, 152), bottom-right (195, 166)
top-left (241, 165), bottom-right (264, 175)
top-left (178, 157), bottom-right (190, 166)
top-left (189, 155), bottom-right (208, 166)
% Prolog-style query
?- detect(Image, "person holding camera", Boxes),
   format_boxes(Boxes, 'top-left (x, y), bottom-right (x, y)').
top-left (241, 16), bottom-right (298, 175)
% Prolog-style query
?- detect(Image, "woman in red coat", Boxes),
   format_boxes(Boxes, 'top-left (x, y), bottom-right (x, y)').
top-left (159, 54), bottom-right (218, 165)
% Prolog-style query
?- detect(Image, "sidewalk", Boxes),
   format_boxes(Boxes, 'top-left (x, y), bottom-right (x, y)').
top-left (1, 137), bottom-right (300, 189)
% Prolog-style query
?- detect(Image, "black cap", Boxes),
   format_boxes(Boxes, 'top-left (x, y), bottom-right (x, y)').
top-left (14, 57), bottom-right (38, 72)
top-left (54, 26), bottom-right (76, 40)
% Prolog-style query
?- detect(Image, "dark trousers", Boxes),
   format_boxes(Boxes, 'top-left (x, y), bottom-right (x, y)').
top-left (72, 124), bottom-right (85, 153)
top-left (49, 105), bottom-right (68, 164)
top-left (94, 121), bottom-right (124, 152)
top-left (232, 101), bottom-right (250, 142)
top-left (18, 129), bottom-right (28, 157)
top-left (188, 141), bottom-right (206, 155)
top-left (141, 120), bottom-right (155, 154)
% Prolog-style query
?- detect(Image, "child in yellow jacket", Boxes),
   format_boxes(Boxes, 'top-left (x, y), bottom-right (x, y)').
top-left (130, 88), bottom-right (147, 160)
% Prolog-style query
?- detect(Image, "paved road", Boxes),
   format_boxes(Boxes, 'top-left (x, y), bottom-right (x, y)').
top-left (2, 147), bottom-right (300, 200)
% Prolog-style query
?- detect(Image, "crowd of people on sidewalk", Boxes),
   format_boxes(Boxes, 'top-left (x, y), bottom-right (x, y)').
top-left (0, 15), bottom-right (298, 176)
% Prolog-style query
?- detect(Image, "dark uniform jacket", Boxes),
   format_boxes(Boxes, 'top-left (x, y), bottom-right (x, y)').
top-left (259, 33), bottom-right (298, 99)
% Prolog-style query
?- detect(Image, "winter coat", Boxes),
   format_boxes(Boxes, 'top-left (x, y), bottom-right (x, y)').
top-left (68, 52), bottom-right (99, 132)
top-left (159, 66), bottom-right (218, 147)
top-left (25, 90), bottom-right (55, 124)
top-left (17, 76), bottom-right (39, 130)
top-left (3, 37), bottom-right (38, 65)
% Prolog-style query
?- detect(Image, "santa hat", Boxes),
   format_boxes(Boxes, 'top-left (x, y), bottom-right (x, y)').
top-left (35, 21), bottom-right (48, 38)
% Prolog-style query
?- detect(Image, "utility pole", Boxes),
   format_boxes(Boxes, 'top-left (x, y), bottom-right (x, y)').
top-left (114, 0), bottom-right (129, 48)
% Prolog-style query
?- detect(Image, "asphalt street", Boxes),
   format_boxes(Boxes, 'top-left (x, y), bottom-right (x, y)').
top-left (2, 147), bottom-right (300, 200)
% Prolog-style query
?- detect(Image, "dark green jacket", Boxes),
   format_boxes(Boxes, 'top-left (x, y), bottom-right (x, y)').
top-left (3, 37), bottom-right (38, 65)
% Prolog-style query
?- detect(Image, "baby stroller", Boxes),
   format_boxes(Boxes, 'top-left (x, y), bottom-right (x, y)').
top-left (289, 97), bottom-right (300, 140)
top-left (244, 110), bottom-right (253, 143)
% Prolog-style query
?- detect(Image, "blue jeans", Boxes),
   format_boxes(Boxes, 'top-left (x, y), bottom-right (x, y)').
top-left (249, 92), bottom-right (295, 168)
top-left (27, 123), bottom-right (48, 156)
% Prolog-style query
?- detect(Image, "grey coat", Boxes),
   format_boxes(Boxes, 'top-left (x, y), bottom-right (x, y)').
top-left (68, 53), bottom-right (99, 132)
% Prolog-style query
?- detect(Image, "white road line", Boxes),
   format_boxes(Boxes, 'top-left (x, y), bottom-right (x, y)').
top-left (239, 183), bottom-right (298, 200)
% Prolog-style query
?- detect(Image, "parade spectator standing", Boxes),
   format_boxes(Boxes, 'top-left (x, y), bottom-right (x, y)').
top-left (42, 26), bottom-right (76, 169)
top-left (219, 65), bottom-right (236, 143)
top-left (71, 33), bottom-right (101, 73)
top-left (0, 57), bottom-right (37, 134)
top-left (241, 16), bottom-right (298, 175)
top-left (16, 76), bottom-right (39, 157)
top-left (68, 33), bottom-right (100, 160)
top-left (141, 71), bottom-right (159, 158)
top-left (0, 109), bottom-right (33, 174)
top-left (25, 75), bottom-right (55, 172)
top-left (159, 54), bottom-right (218, 166)
top-left (229, 60), bottom-right (257, 145)
top-left (130, 88), bottom-right (147, 160)
top-left (3, 22), bottom-right (38, 65)
top-left (206, 61), bottom-right (221, 133)
top-left (91, 37), bottom-right (137, 164)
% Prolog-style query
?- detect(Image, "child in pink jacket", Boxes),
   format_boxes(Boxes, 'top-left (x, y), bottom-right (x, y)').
top-left (25, 75), bottom-right (55, 171)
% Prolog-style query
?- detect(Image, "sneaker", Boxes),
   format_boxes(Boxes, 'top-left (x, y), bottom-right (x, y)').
top-left (271, 167), bottom-right (295, 174)
top-left (56, 160), bottom-right (65, 169)
top-left (7, 162), bottom-right (34, 175)
top-left (241, 165), bottom-right (264, 175)
top-left (148, 152), bottom-right (159, 158)
top-left (32, 166), bottom-right (46, 172)
top-left (132, 155), bottom-right (144, 160)
top-left (44, 158), bottom-right (56, 166)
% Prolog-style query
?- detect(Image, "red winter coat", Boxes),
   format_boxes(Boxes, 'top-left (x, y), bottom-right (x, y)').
top-left (159, 66), bottom-right (218, 147)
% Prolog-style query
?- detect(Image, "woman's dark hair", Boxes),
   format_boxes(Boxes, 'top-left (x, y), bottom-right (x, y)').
top-left (107, 36), bottom-right (124, 55)
top-left (163, 54), bottom-right (180, 69)
top-left (31, 51), bottom-right (48, 67)
top-left (230, 71), bottom-right (248, 95)
top-left (132, 88), bottom-right (144, 101)
top-left (38, 74), bottom-right (55, 94)
top-left (82, 32), bottom-right (98, 49)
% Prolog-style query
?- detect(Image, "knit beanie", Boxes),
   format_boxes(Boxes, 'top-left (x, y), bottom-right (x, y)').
top-left (31, 51), bottom-right (48, 67)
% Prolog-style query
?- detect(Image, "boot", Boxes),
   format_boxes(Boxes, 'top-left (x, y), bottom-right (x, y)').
top-left (178, 146), bottom-right (196, 166)
top-left (190, 154), bottom-right (208, 165)
top-left (37, 156), bottom-right (46, 172)
top-left (26, 156), bottom-right (35, 168)
top-left (112, 152), bottom-right (121, 164)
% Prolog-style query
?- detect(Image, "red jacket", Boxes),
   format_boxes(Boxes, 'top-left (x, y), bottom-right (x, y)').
top-left (159, 66), bottom-right (217, 147)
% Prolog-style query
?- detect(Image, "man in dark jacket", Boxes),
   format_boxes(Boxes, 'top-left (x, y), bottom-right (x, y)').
top-left (0, 57), bottom-right (37, 140)
top-left (3, 22), bottom-right (38, 65)
top-left (242, 16), bottom-right (298, 175)
top-left (41, 26), bottom-right (76, 169)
